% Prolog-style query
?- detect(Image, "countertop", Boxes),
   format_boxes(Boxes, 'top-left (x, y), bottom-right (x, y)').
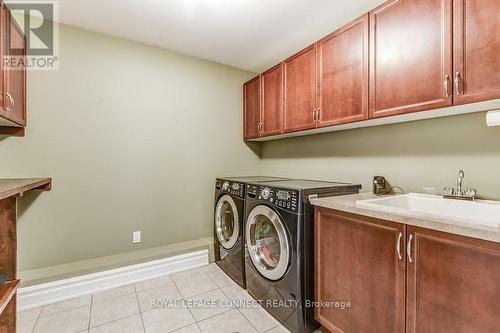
top-left (0, 178), bottom-right (52, 201)
top-left (311, 192), bottom-right (500, 243)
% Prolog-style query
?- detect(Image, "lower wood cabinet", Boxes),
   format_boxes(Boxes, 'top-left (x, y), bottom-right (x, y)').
top-left (406, 226), bottom-right (500, 333)
top-left (315, 207), bottom-right (500, 333)
top-left (0, 296), bottom-right (15, 333)
top-left (315, 208), bottom-right (406, 333)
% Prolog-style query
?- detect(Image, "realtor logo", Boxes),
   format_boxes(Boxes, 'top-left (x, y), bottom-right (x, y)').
top-left (4, 1), bottom-right (59, 70)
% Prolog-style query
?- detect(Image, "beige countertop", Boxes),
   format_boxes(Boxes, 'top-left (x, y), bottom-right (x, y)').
top-left (0, 178), bottom-right (52, 201)
top-left (311, 192), bottom-right (500, 243)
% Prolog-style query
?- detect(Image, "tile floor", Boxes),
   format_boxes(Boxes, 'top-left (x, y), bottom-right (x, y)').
top-left (16, 264), bottom-right (295, 333)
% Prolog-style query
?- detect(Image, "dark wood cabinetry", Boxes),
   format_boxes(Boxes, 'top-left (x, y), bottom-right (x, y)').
top-left (0, 1), bottom-right (26, 136)
top-left (0, 179), bottom-right (52, 332)
top-left (315, 208), bottom-right (406, 333)
top-left (369, 0), bottom-right (453, 118)
top-left (406, 226), bottom-right (500, 333)
top-left (283, 44), bottom-right (317, 133)
top-left (243, 75), bottom-right (261, 140)
top-left (453, 0), bottom-right (500, 105)
top-left (315, 207), bottom-right (500, 333)
top-left (243, 0), bottom-right (500, 141)
top-left (6, 15), bottom-right (26, 125)
top-left (261, 64), bottom-right (283, 136)
top-left (318, 14), bottom-right (369, 126)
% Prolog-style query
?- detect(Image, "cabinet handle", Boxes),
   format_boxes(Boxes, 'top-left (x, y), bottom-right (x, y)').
top-left (396, 232), bottom-right (403, 260)
top-left (260, 122), bottom-right (264, 133)
top-left (455, 72), bottom-right (462, 95)
top-left (257, 123), bottom-right (263, 133)
top-left (407, 234), bottom-right (414, 263)
top-left (6, 92), bottom-right (13, 112)
top-left (444, 74), bottom-right (450, 98)
top-left (312, 108), bottom-right (317, 121)
top-left (316, 108), bottom-right (320, 122)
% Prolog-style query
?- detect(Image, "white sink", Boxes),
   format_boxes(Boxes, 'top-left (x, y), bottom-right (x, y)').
top-left (356, 193), bottom-right (500, 228)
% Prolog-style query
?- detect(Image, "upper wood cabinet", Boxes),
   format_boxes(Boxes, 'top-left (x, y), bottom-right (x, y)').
top-left (453, 0), bottom-right (500, 105)
top-left (243, 0), bottom-right (500, 141)
top-left (315, 208), bottom-right (406, 333)
top-left (261, 64), bottom-right (283, 136)
top-left (283, 44), bottom-right (317, 133)
top-left (7, 14), bottom-right (26, 125)
top-left (406, 226), bottom-right (500, 333)
top-left (317, 14), bottom-right (369, 127)
top-left (0, 2), bottom-right (26, 136)
top-left (243, 75), bottom-right (261, 140)
top-left (369, 0), bottom-right (453, 118)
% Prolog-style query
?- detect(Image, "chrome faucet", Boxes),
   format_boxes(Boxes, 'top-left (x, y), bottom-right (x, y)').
top-left (443, 170), bottom-right (477, 201)
top-left (456, 170), bottom-right (465, 195)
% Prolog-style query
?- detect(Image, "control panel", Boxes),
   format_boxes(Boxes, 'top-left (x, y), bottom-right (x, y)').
top-left (215, 179), bottom-right (244, 198)
top-left (247, 184), bottom-right (300, 213)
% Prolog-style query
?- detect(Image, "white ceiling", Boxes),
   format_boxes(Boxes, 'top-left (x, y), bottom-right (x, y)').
top-left (55, 0), bottom-right (384, 72)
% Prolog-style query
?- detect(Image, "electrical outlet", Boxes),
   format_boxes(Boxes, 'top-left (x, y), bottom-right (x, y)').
top-left (133, 231), bottom-right (141, 244)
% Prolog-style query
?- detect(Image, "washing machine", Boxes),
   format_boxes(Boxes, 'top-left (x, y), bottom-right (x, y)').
top-left (214, 176), bottom-right (288, 289)
top-left (244, 179), bottom-right (362, 333)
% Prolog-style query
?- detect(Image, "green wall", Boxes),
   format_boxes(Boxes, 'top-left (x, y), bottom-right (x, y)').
top-left (259, 111), bottom-right (500, 200)
top-left (0, 23), bottom-right (260, 281)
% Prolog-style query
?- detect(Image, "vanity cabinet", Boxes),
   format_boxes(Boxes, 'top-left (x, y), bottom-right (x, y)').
top-left (315, 208), bottom-right (406, 333)
top-left (369, 0), bottom-right (453, 118)
top-left (453, 0), bottom-right (500, 105)
top-left (406, 226), bottom-right (500, 333)
top-left (0, 1), bottom-right (26, 136)
top-left (315, 207), bottom-right (500, 333)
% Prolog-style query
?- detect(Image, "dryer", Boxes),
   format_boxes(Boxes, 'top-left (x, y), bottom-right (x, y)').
top-left (214, 176), bottom-right (287, 288)
top-left (244, 179), bottom-right (362, 333)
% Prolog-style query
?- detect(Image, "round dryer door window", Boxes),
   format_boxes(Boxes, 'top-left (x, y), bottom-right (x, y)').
top-left (246, 205), bottom-right (290, 281)
top-left (215, 195), bottom-right (240, 250)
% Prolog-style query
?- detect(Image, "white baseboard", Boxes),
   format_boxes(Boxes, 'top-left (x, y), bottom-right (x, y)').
top-left (17, 249), bottom-right (209, 311)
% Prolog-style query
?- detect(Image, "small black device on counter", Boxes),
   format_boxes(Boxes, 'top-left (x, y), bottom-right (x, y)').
top-left (373, 176), bottom-right (387, 194)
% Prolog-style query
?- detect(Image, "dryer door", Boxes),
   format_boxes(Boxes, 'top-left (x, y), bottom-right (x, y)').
top-left (215, 195), bottom-right (240, 250)
top-left (246, 205), bottom-right (290, 281)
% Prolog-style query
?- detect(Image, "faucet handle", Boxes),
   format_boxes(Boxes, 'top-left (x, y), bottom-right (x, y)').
top-left (443, 187), bottom-right (454, 195)
top-left (464, 188), bottom-right (477, 198)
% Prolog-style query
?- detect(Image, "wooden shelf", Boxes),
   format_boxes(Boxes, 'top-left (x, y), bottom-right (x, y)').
top-left (0, 178), bottom-right (52, 201)
top-left (0, 280), bottom-right (20, 315)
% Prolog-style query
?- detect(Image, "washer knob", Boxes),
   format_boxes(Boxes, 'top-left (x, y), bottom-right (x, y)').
top-left (222, 182), bottom-right (230, 191)
top-left (261, 187), bottom-right (271, 200)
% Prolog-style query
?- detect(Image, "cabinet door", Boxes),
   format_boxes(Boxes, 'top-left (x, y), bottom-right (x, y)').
top-left (315, 208), bottom-right (406, 333)
top-left (406, 226), bottom-right (500, 333)
top-left (0, 295), bottom-right (16, 333)
top-left (318, 14), bottom-right (369, 127)
top-left (261, 64), bottom-right (283, 136)
top-left (243, 75), bottom-right (261, 140)
top-left (369, 0), bottom-right (453, 118)
top-left (454, 0), bottom-right (500, 104)
top-left (0, 4), bottom-right (8, 123)
top-left (5, 14), bottom-right (26, 126)
top-left (283, 44), bottom-right (317, 132)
